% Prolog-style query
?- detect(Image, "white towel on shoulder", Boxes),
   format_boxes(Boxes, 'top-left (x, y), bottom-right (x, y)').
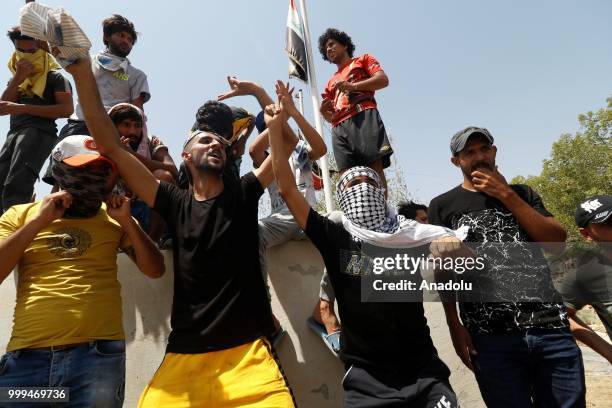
top-left (342, 205), bottom-right (469, 249)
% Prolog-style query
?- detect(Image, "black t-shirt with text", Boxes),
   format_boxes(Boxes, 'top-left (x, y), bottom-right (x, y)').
top-left (428, 184), bottom-right (568, 335)
top-left (10, 71), bottom-right (72, 134)
top-left (305, 208), bottom-right (437, 372)
top-left (154, 172), bottom-right (275, 353)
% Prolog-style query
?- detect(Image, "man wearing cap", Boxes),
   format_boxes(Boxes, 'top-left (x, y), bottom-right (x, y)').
top-left (0, 26), bottom-right (73, 214)
top-left (64, 57), bottom-right (296, 406)
top-left (0, 135), bottom-right (164, 407)
top-left (559, 195), bottom-right (612, 363)
top-left (428, 127), bottom-right (585, 407)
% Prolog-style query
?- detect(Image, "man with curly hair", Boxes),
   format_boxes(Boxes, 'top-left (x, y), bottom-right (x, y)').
top-left (318, 28), bottom-right (392, 192)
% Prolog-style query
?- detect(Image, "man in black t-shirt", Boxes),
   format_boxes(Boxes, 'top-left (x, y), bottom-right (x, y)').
top-left (64, 58), bottom-right (296, 407)
top-left (269, 82), bottom-right (459, 408)
top-left (428, 126), bottom-right (585, 407)
top-left (0, 27), bottom-right (73, 214)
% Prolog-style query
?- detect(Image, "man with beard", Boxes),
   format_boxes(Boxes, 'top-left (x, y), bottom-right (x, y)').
top-left (269, 82), bottom-right (462, 408)
top-left (66, 14), bottom-right (149, 136)
top-left (318, 28), bottom-right (392, 193)
top-left (107, 102), bottom-right (177, 243)
top-left (42, 14), bottom-right (149, 187)
top-left (0, 26), bottom-right (73, 213)
top-left (0, 135), bottom-right (164, 407)
top-left (63, 57), bottom-right (296, 407)
top-left (428, 127), bottom-right (585, 407)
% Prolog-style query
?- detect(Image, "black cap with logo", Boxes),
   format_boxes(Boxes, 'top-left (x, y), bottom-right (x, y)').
top-left (575, 195), bottom-right (612, 228)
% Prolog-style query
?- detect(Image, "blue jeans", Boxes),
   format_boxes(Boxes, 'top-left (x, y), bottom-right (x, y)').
top-left (0, 340), bottom-right (125, 408)
top-left (471, 328), bottom-right (585, 408)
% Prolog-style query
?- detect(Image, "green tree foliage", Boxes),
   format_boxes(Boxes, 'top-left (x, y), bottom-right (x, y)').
top-left (512, 97), bottom-right (612, 242)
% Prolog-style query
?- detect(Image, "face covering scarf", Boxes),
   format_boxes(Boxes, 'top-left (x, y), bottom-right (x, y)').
top-left (7, 49), bottom-right (61, 98)
top-left (337, 166), bottom-right (468, 248)
top-left (51, 160), bottom-right (112, 218)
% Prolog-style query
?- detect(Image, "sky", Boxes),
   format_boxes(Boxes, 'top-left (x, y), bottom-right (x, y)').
top-left (1, 0), bottom-right (611, 207)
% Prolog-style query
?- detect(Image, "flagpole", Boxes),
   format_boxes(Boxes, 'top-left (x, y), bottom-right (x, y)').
top-left (296, 89), bottom-right (304, 139)
top-left (297, 0), bottom-right (334, 212)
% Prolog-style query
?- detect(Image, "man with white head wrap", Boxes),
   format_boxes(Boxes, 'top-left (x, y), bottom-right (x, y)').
top-left (268, 82), bottom-right (464, 408)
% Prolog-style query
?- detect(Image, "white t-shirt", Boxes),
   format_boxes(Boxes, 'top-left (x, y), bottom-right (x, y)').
top-left (268, 140), bottom-right (316, 214)
top-left (72, 51), bottom-right (150, 120)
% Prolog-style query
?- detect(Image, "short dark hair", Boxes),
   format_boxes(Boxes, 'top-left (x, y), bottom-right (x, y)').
top-left (102, 15), bottom-right (137, 45)
top-left (7, 26), bottom-right (33, 43)
top-left (318, 28), bottom-right (355, 62)
top-left (398, 201), bottom-right (428, 220)
top-left (192, 100), bottom-right (233, 140)
top-left (109, 105), bottom-right (142, 126)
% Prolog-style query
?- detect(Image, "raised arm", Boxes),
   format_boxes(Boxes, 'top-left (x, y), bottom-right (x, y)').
top-left (64, 58), bottom-right (159, 206)
top-left (106, 195), bottom-right (165, 278)
top-left (275, 81), bottom-right (326, 161)
top-left (266, 103), bottom-right (310, 230)
top-left (0, 191), bottom-right (72, 283)
top-left (218, 76), bottom-right (274, 109)
top-left (1, 59), bottom-right (32, 102)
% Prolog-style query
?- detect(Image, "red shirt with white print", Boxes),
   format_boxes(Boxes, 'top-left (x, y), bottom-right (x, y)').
top-left (322, 54), bottom-right (383, 127)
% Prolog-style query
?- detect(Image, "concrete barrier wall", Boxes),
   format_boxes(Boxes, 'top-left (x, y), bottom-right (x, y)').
top-left (0, 240), bottom-right (484, 407)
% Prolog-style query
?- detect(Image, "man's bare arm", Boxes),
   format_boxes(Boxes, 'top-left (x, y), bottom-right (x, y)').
top-left (472, 169), bottom-right (567, 243)
top-left (131, 94), bottom-right (146, 111)
top-left (502, 192), bottom-right (567, 242)
top-left (267, 106), bottom-right (310, 230)
top-left (124, 146), bottom-right (179, 181)
top-left (65, 58), bottom-right (159, 207)
top-left (0, 192), bottom-right (72, 283)
top-left (107, 195), bottom-right (164, 279)
top-left (334, 71), bottom-right (389, 93)
top-left (275, 81), bottom-right (326, 161)
top-left (0, 92), bottom-right (73, 119)
top-left (568, 307), bottom-right (612, 364)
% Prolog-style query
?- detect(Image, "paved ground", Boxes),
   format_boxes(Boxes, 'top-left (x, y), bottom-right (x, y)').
top-left (578, 307), bottom-right (612, 407)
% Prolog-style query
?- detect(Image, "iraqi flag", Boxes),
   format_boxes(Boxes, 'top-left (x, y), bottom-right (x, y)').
top-left (285, 0), bottom-right (308, 82)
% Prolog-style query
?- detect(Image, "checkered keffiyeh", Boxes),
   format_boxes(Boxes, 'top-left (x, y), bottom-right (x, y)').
top-left (338, 166), bottom-right (469, 247)
top-left (338, 166), bottom-right (401, 233)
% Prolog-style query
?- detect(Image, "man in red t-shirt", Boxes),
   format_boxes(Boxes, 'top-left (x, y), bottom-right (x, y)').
top-left (319, 28), bottom-right (393, 191)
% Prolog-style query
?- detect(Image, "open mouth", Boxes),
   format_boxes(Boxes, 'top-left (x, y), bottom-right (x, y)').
top-left (208, 150), bottom-right (222, 160)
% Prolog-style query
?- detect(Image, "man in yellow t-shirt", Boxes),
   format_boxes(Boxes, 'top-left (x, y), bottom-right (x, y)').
top-left (0, 135), bottom-right (165, 407)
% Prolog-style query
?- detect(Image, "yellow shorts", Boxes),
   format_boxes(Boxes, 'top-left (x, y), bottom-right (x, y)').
top-left (138, 337), bottom-right (296, 407)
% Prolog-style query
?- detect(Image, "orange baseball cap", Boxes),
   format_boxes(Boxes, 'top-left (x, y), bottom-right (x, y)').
top-left (51, 135), bottom-right (116, 170)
